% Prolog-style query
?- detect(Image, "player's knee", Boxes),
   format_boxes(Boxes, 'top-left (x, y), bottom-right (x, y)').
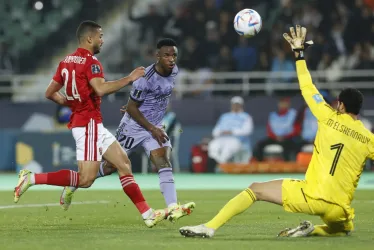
top-left (79, 175), bottom-right (95, 188)
top-left (249, 182), bottom-right (263, 200)
top-left (115, 160), bottom-right (132, 174)
top-left (103, 166), bottom-right (117, 176)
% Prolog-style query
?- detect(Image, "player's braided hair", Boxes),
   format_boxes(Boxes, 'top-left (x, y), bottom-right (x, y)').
top-left (338, 88), bottom-right (363, 115)
top-left (76, 20), bottom-right (101, 42)
top-left (156, 38), bottom-right (177, 49)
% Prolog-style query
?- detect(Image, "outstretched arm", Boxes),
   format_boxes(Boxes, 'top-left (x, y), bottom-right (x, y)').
top-left (283, 25), bottom-right (334, 122)
top-left (89, 67), bottom-right (145, 97)
top-left (294, 58), bottom-right (334, 121)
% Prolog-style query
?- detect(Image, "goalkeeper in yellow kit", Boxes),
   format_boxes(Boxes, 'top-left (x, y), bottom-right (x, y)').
top-left (180, 25), bottom-right (374, 238)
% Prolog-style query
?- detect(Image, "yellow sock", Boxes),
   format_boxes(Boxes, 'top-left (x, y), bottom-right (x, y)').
top-left (205, 188), bottom-right (257, 230)
top-left (310, 225), bottom-right (348, 237)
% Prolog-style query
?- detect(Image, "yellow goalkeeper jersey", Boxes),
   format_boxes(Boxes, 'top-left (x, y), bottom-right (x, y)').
top-left (296, 60), bottom-right (374, 208)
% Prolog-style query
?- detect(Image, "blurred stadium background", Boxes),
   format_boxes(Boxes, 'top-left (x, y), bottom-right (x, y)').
top-left (2, 2), bottom-right (374, 249)
top-left (0, 0), bottom-right (374, 177)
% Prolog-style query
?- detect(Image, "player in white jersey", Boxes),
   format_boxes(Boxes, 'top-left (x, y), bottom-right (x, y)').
top-left (60, 38), bottom-right (195, 222)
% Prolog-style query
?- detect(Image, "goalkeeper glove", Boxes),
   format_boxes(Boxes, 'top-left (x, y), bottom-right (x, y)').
top-left (283, 25), bottom-right (313, 52)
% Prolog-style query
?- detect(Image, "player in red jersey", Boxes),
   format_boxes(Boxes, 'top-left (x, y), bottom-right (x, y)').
top-left (14, 21), bottom-right (167, 228)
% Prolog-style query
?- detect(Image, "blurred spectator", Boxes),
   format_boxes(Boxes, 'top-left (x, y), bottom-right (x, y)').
top-left (253, 97), bottom-right (299, 161)
top-left (317, 52), bottom-right (333, 76)
top-left (185, 68), bottom-right (215, 98)
top-left (0, 42), bottom-right (13, 74)
top-left (185, 10), bottom-right (206, 41)
top-left (208, 96), bottom-right (253, 164)
top-left (253, 51), bottom-right (271, 84)
top-left (269, 49), bottom-right (294, 83)
top-left (277, 0), bottom-right (294, 26)
top-left (306, 31), bottom-right (327, 70)
top-left (201, 21), bottom-right (221, 68)
top-left (214, 45), bottom-right (235, 72)
top-left (195, 0), bottom-right (220, 24)
top-left (232, 36), bottom-right (257, 71)
top-left (331, 20), bottom-right (346, 55)
top-left (255, 51), bottom-right (270, 71)
top-left (297, 106), bottom-right (317, 145)
top-left (163, 5), bottom-right (188, 44)
top-left (356, 42), bottom-right (374, 71)
top-left (214, 45), bottom-right (237, 95)
top-left (0, 42), bottom-right (13, 99)
top-left (137, 44), bottom-right (156, 67)
top-left (345, 43), bottom-right (362, 70)
top-left (128, 1), bottom-right (166, 44)
top-left (270, 22), bottom-right (287, 50)
top-left (219, 11), bottom-right (238, 48)
top-left (300, 4), bottom-right (323, 28)
top-left (179, 36), bottom-right (204, 70)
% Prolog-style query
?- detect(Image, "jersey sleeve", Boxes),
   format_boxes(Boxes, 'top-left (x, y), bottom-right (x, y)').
top-left (130, 77), bottom-right (148, 102)
top-left (296, 60), bottom-right (335, 122)
top-left (52, 63), bottom-right (63, 85)
top-left (85, 58), bottom-right (105, 82)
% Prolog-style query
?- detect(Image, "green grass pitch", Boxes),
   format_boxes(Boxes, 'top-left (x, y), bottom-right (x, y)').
top-left (1, 190), bottom-right (374, 250)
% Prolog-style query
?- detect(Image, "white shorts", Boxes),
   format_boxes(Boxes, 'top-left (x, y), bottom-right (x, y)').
top-left (72, 119), bottom-right (116, 161)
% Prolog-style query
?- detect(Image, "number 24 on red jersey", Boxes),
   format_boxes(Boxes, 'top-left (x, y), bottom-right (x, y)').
top-left (52, 49), bottom-right (105, 104)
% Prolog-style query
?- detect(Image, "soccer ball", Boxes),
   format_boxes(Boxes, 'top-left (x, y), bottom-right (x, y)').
top-left (233, 9), bottom-right (262, 37)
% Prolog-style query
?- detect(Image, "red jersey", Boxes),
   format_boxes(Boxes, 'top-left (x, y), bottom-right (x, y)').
top-left (53, 48), bottom-right (104, 129)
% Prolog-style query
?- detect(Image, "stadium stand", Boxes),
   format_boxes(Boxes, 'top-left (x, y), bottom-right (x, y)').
top-left (0, 0), bottom-right (123, 74)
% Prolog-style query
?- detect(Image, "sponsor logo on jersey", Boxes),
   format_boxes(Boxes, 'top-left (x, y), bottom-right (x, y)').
top-left (312, 94), bottom-right (323, 104)
top-left (133, 89), bottom-right (142, 99)
top-left (91, 64), bottom-right (101, 74)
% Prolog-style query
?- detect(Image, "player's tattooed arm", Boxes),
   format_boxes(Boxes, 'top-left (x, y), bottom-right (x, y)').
top-left (89, 67), bottom-right (145, 96)
top-left (45, 80), bottom-right (69, 106)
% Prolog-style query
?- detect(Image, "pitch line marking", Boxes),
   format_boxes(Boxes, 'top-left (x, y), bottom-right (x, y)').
top-left (0, 200), bottom-right (110, 209)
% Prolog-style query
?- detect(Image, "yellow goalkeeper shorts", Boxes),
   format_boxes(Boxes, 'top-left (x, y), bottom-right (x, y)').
top-left (282, 179), bottom-right (354, 232)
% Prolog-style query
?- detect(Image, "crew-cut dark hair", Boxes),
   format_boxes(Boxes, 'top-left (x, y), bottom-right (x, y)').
top-left (76, 21), bottom-right (101, 42)
top-left (157, 38), bottom-right (177, 49)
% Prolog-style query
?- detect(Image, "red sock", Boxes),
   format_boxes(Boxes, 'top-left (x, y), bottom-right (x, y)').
top-left (35, 170), bottom-right (79, 187)
top-left (120, 175), bottom-right (150, 214)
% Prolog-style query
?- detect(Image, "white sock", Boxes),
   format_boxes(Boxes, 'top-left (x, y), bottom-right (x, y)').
top-left (30, 174), bottom-right (35, 184)
top-left (141, 208), bottom-right (153, 219)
